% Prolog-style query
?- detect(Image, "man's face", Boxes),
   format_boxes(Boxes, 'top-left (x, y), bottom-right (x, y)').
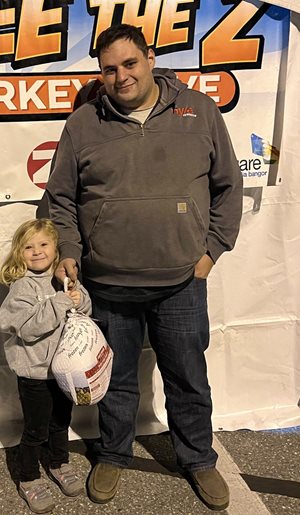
top-left (99, 38), bottom-right (157, 110)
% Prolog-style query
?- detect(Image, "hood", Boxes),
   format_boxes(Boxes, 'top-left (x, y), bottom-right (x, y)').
top-left (96, 67), bottom-right (187, 113)
top-left (23, 269), bottom-right (61, 290)
top-left (25, 270), bottom-right (52, 278)
top-left (153, 67), bottom-right (187, 107)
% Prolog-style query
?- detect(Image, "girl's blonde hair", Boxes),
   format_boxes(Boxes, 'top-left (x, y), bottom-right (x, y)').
top-left (0, 219), bottom-right (59, 286)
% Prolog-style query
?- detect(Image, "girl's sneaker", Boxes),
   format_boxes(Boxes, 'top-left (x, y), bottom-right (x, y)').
top-left (19, 478), bottom-right (55, 514)
top-left (48, 463), bottom-right (83, 496)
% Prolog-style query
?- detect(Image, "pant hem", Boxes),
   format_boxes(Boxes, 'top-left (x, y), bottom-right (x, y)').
top-left (95, 459), bottom-right (130, 469)
top-left (19, 474), bottom-right (41, 482)
top-left (185, 463), bottom-right (217, 473)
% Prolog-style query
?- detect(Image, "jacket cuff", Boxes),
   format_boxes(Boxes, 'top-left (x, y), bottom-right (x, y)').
top-left (58, 242), bottom-right (82, 268)
top-left (206, 236), bottom-right (226, 263)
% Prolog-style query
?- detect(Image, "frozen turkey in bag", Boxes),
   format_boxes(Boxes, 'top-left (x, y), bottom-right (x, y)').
top-left (52, 312), bottom-right (113, 405)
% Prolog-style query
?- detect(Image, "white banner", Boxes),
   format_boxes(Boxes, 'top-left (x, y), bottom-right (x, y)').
top-left (0, 1), bottom-right (299, 447)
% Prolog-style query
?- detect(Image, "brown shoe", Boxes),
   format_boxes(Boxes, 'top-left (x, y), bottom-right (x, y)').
top-left (191, 468), bottom-right (229, 511)
top-left (87, 463), bottom-right (122, 504)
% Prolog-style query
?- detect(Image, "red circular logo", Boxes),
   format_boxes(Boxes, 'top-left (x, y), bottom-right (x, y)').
top-left (27, 141), bottom-right (58, 190)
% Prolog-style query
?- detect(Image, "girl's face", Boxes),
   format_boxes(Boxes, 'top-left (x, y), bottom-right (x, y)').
top-left (22, 230), bottom-right (57, 273)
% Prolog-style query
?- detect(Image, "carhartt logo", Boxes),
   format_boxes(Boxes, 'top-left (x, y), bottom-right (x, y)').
top-left (177, 202), bottom-right (187, 213)
top-left (173, 107), bottom-right (196, 117)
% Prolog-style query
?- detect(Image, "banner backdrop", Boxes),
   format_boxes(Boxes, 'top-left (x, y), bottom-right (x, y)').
top-left (1, 1), bottom-right (300, 447)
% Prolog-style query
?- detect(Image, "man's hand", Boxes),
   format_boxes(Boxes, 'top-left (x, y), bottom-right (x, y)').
top-left (194, 254), bottom-right (214, 279)
top-left (55, 258), bottom-right (78, 287)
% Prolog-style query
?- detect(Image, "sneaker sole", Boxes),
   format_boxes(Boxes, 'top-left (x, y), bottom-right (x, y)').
top-left (19, 488), bottom-right (55, 514)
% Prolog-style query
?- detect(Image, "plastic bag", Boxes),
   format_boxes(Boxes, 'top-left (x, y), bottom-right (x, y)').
top-left (52, 312), bottom-right (113, 405)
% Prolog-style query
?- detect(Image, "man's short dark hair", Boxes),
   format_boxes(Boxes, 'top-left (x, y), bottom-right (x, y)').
top-left (96, 24), bottom-right (149, 67)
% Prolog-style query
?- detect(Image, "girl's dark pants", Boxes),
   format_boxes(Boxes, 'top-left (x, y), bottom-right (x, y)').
top-left (17, 376), bottom-right (73, 481)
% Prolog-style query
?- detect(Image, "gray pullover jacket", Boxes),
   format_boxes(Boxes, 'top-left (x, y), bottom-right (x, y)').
top-left (0, 271), bottom-right (92, 379)
top-left (46, 68), bottom-right (243, 287)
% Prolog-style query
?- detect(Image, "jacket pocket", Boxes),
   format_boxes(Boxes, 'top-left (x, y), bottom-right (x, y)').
top-left (88, 196), bottom-right (206, 271)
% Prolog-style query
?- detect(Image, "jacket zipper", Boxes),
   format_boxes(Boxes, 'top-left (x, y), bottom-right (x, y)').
top-left (101, 90), bottom-right (178, 136)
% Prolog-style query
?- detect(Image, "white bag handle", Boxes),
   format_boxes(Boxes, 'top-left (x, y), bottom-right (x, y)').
top-left (64, 277), bottom-right (76, 314)
top-left (64, 277), bottom-right (70, 293)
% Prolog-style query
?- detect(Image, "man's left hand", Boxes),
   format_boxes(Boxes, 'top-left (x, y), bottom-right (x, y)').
top-left (194, 254), bottom-right (214, 279)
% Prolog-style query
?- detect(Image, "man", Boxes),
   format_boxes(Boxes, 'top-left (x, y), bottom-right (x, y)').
top-left (46, 24), bottom-right (243, 511)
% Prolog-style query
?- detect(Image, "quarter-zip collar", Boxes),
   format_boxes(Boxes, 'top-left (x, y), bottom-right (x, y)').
top-left (97, 68), bottom-right (187, 121)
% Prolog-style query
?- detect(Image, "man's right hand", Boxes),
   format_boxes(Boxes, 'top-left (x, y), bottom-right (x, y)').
top-left (55, 258), bottom-right (78, 287)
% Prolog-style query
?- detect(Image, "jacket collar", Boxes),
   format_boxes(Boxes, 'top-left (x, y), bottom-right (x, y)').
top-left (96, 67), bottom-right (187, 117)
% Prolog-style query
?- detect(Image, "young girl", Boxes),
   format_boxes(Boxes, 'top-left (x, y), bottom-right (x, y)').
top-left (0, 219), bottom-right (92, 514)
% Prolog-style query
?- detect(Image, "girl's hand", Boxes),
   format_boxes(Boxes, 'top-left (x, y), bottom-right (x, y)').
top-left (66, 289), bottom-right (81, 307)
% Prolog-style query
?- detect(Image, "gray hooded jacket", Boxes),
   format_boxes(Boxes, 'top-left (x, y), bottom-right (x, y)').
top-left (46, 68), bottom-right (243, 287)
top-left (0, 271), bottom-right (92, 379)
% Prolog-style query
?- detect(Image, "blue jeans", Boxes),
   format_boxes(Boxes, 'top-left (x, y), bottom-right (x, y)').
top-left (91, 278), bottom-right (217, 472)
